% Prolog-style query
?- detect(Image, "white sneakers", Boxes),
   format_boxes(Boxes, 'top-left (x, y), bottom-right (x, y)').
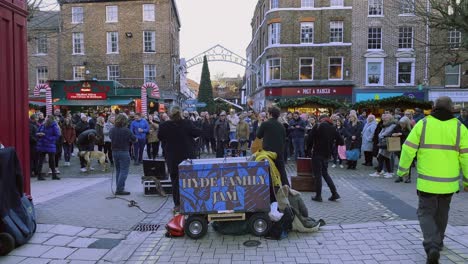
top-left (64, 162), bottom-right (70, 166)
top-left (369, 172), bottom-right (383, 177)
top-left (369, 172), bottom-right (394, 178)
top-left (331, 164), bottom-right (336, 168)
top-left (80, 168), bottom-right (87, 172)
top-left (384, 173), bottom-right (393, 178)
top-left (340, 165), bottom-right (344, 169)
top-left (89, 167), bottom-right (95, 171)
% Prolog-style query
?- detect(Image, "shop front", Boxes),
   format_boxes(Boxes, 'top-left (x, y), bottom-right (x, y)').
top-left (353, 89), bottom-right (426, 103)
top-left (429, 89), bottom-right (468, 109)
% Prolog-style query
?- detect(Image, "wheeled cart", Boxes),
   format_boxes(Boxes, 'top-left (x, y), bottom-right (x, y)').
top-left (178, 157), bottom-right (271, 239)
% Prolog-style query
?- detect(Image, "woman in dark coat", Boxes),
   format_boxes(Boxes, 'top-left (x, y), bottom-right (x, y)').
top-left (158, 106), bottom-right (201, 211)
top-left (392, 116), bottom-right (413, 183)
top-left (36, 115), bottom-right (61, 180)
top-left (343, 113), bottom-right (363, 170)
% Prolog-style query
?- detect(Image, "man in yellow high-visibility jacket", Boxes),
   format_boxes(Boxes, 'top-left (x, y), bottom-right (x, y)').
top-left (397, 96), bottom-right (468, 264)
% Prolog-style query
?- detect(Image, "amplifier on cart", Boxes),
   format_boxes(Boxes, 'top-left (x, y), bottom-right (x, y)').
top-left (143, 159), bottom-right (167, 180)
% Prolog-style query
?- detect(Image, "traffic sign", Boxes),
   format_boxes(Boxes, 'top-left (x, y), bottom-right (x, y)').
top-left (195, 102), bottom-right (207, 107)
top-left (185, 99), bottom-right (198, 104)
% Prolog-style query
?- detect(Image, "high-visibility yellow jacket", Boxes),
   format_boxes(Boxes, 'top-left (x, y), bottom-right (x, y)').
top-left (254, 150), bottom-right (281, 187)
top-left (397, 116), bottom-right (468, 194)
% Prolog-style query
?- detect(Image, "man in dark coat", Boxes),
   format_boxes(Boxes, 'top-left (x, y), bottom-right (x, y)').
top-left (307, 115), bottom-right (344, 202)
top-left (76, 129), bottom-right (97, 172)
top-left (214, 111), bottom-right (230, 158)
top-left (257, 106), bottom-right (289, 186)
top-left (29, 114), bottom-right (39, 177)
top-left (158, 106), bottom-right (201, 210)
top-left (75, 114), bottom-right (90, 137)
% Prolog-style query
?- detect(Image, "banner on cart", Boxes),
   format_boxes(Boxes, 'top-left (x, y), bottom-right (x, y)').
top-left (178, 159), bottom-right (270, 214)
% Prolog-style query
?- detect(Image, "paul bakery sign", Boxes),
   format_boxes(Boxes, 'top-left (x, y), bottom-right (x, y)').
top-left (65, 82), bottom-right (109, 100)
top-left (266, 86), bottom-right (353, 97)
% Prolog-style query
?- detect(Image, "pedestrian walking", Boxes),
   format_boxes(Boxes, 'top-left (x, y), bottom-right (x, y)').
top-left (110, 114), bottom-right (137, 195)
top-left (396, 96), bottom-right (468, 264)
top-left (307, 115), bottom-right (344, 202)
top-left (36, 115), bottom-right (61, 180)
top-left (158, 106), bottom-right (201, 211)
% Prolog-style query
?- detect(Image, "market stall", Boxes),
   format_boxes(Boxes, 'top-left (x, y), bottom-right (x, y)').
top-left (275, 96), bottom-right (346, 116)
top-left (352, 95), bottom-right (433, 115)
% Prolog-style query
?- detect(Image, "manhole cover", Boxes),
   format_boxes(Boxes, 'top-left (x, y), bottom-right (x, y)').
top-left (133, 224), bottom-right (161, 232)
top-left (243, 240), bottom-right (261, 247)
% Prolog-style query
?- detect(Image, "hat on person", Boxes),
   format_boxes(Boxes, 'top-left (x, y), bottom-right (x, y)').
top-left (220, 111), bottom-right (227, 116)
top-left (80, 113), bottom-right (87, 119)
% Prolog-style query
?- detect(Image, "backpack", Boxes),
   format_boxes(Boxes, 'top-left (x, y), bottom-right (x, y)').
top-left (165, 214), bottom-right (185, 237)
top-left (1, 196), bottom-right (37, 246)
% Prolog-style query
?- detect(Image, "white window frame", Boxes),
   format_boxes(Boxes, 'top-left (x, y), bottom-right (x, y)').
top-left (329, 21), bottom-right (343, 43)
top-left (398, 26), bottom-right (413, 50)
top-left (396, 58), bottom-right (415, 86)
top-left (72, 32), bottom-right (84, 55)
top-left (300, 22), bottom-right (314, 43)
top-left (268, 23), bottom-right (281, 45)
top-left (266, 58), bottom-right (281, 81)
top-left (299, 57), bottom-right (314, 81)
top-left (448, 29), bottom-right (462, 49)
top-left (106, 32), bottom-right (119, 54)
top-left (107, 65), bottom-right (120, 80)
top-left (144, 64), bottom-right (157, 82)
top-left (143, 31), bottom-right (156, 53)
top-left (400, 0), bottom-right (414, 15)
top-left (143, 4), bottom-right (155, 22)
top-left (71, 7), bottom-right (83, 24)
top-left (328, 57), bottom-right (343, 80)
top-left (106, 6), bottom-right (118, 23)
top-left (445, 64), bottom-right (461, 87)
top-left (365, 58), bottom-right (384, 86)
top-left (367, 27), bottom-right (382, 50)
top-left (330, 0), bottom-right (344, 7)
top-left (368, 0), bottom-right (383, 16)
top-left (73, 66), bottom-right (85, 80)
top-left (36, 35), bottom-right (48, 54)
top-left (36, 66), bottom-right (48, 84)
top-left (301, 0), bottom-right (314, 8)
top-left (270, 0), bottom-right (279, 9)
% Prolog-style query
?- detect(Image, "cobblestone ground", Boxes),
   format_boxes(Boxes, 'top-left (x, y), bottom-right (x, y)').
top-left (1, 152), bottom-right (467, 264)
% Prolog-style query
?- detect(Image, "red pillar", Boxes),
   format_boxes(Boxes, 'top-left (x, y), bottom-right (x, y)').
top-left (0, 0), bottom-right (30, 195)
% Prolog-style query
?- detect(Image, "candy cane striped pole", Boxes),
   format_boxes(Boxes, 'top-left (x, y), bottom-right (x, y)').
top-left (141, 82), bottom-right (159, 116)
top-left (34, 84), bottom-right (52, 116)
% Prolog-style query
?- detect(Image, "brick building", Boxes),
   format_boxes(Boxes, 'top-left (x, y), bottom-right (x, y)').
top-left (58, 0), bottom-right (181, 102)
top-left (245, 0), bottom-right (354, 112)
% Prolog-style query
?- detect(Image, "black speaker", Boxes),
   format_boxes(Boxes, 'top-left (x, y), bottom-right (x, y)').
top-left (143, 159), bottom-right (167, 180)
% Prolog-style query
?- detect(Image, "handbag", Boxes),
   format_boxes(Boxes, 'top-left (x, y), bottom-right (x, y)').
top-left (345, 149), bottom-right (360, 161)
top-left (386, 137), bottom-right (401, 152)
top-left (337, 145), bottom-right (347, 160)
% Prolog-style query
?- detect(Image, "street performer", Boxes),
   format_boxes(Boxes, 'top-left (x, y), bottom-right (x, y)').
top-left (396, 96), bottom-right (468, 264)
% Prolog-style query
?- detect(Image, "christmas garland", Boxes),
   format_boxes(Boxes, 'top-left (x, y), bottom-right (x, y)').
top-left (276, 96), bottom-right (345, 109)
top-left (352, 96), bottom-right (432, 110)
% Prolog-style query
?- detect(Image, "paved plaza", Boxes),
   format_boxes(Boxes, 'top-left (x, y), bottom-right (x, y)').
top-left (1, 154), bottom-right (468, 264)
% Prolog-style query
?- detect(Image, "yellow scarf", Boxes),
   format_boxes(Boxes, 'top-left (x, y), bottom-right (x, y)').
top-left (254, 150), bottom-right (281, 187)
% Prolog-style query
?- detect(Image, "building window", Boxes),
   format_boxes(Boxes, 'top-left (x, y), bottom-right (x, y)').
top-left (106, 32), bottom-right (119, 53)
top-left (398, 27), bottom-right (413, 49)
top-left (106, 6), bottom-right (118, 22)
top-left (36, 67), bottom-right (48, 84)
top-left (72, 32), bottom-right (84, 54)
top-left (73, 66), bottom-right (85, 80)
top-left (400, 0), bottom-right (414, 14)
top-left (270, 0), bottom-right (279, 9)
top-left (71, 7), bottom-right (83, 24)
top-left (299, 58), bottom-right (314, 80)
top-left (445, 64), bottom-right (460, 87)
top-left (36, 35), bottom-right (48, 54)
top-left (144, 65), bottom-right (156, 82)
top-left (301, 0), bottom-right (314, 7)
top-left (143, 4), bottom-right (155, 21)
top-left (300, 22), bottom-right (314, 43)
top-left (267, 58), bottom-right (281, 81)
top-left (268, 23), bottom-right (281, 45)
top-left (366, 58), bottom-right (384, 85)
top-left (330, 21), bottom-right (343, 43)
top-left (396, 59), bottom-right (415, 85)
top-left (143, 31), bottom-right (156, 53)
top-left (448, 29), bottom-right (462, 49)
top-left (107, 65), bottom-right (120, 80)
top-left (329, 57), bottom-right (343, 80)
top-left (368, 0), bottom-right (383, 16)
top-left (330, 0), bottom-right (344, 7)
top-left (368, 27), bottom-right (382, 50)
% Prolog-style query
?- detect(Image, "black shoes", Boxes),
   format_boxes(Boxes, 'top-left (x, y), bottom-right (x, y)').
top-left (52, 176), bottom-right (60, 180)
top-left (405, 178), bottom-right (412, 183)
top-left (329, 194), bottom-right (341, 201)
top-left (38, 176), bottom-right (46, 181)
top-left (312, 196), bottom-right (323, 202)
top-left (115, 191), bottom-right (131, 195)
top-left (427, 248), bottom-right (440, 264)
top-left (395, 177), bottom-right (403, 183)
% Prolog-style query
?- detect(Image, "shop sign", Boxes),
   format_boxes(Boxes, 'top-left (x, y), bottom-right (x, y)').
top-left (429, 90), bottom-right (468, 102)
top-left (265, 86), bottom-right (353, 97)
top-left (67, 93), bottom-right (107, 100)
top-left (356, 92), bottom-right (425, 102)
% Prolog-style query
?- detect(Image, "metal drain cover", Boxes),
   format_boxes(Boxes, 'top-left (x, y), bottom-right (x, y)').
top-left (133, 224), bottom-right (161, 232)
top-left (243, 240), bottom-right (261, 247)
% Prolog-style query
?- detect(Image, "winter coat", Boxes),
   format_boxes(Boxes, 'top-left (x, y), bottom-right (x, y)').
top-left (62, 125), bottom-right (76, 144)
top-left (77, 129), bottom-right (97, 150)
top-left (391, 125), bottom-right (411, 148)
top-left (29, 120), bottom-right (38, 146)
top-left (103, 121), bottom-right (114, 143)
top-left (158, 119), bottom-right (201, 174)
top-left (36, 122), bottom-right (60, 153)
top-left (130, 119), bottom-right (150, 140)
top-left (236, 121), bottom-right (250, 140)
top-left (95, 123), bottom-right (104, 146)
top-left (214, 119), bottom-right (230, 142)
top-left (75, 120), bottom-right (89, 136)
top-left (306, 120), bottom-right (344, 159)
top-left (378, 122), bottom-right (397, 158)
top-left (201, 119), bottom-right (215, 139)
top-left (227, 114), bottom-right (239, 133)
top-left (361, 121), bottom-right (377, 152)
top-left (344, 121), bottom-right (363, 150)
top-left (147, 122), bottom-right (159, 143)
top-left (289, 118), bottom-right (306, 139)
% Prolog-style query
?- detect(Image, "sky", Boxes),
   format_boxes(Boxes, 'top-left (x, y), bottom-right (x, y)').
top-left (176, 0), bottom-right (257, 82)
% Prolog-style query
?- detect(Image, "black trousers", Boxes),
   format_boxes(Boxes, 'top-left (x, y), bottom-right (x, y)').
top-left (146, 141), bottom-right (160, 159)
top-left (104, 142), bottom-right (113, 163)
top-left (377, 154), bottom-right (392, 173)
top-left (79, 144), bottom-right (94, 168)
top-left (170, 172), bottom-right (180, 206)
top-left (417, 191), bottom-right (453, 253)
top-left (274, 152), bottom-right (289, 187)
top-left (30, 145), bottom-right (39, 176)
top-left (216, 140), bottom-right (228, 158)
top-left (38, 152), bottom-right (56, 177)
top-left (364, 151), bottom-right (373, 165)
top-left (312, 156), bottom-right (338, 198)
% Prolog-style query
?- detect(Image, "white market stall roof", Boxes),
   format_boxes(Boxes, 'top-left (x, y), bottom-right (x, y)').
top-left (214, 97), bottom-right (243, 110)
